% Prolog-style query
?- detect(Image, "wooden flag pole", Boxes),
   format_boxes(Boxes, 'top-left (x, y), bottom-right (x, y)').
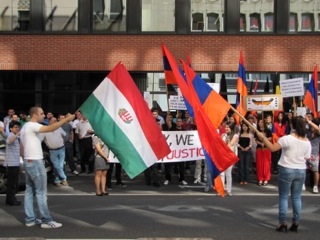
top-left (230, 106), bottom-right (260, 134)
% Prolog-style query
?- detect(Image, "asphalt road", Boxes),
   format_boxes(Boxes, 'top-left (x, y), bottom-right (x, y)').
top-left (0, 168), bottom-right (319, 240)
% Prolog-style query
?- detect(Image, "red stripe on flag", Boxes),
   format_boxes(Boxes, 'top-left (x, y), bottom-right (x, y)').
top-left (107, 62), bottom-right (171, 159)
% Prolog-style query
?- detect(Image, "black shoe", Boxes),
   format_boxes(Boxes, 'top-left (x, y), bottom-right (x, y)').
top-left (6, 200), bottom-right (21, 206)
top-left (87, 171), bottom-right (93, 174)
top-left (153, 182), bottom-right (160, 187)
top-left (116, 182), bottom-right (127, 187)
top-left (289, 223), bottom-right (299, 232)
top-left (96, 193), bottom-right (104, 196)
top-left (80, 170), bottom-right (86, 174)
top-left (276, 223), bottom-right (287, 233)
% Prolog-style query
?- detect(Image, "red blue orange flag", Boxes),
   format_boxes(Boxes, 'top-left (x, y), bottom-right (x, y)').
top-left (235, 50), bottom-right (248, 123)
top-left (303, 65), bottom-right (318, 118)
top-left (161, 43), bottom-right (238, 196)
top-left (182, 61), bottom-right (239, 197)
top-left (162, 46), bottom-right (177, 84)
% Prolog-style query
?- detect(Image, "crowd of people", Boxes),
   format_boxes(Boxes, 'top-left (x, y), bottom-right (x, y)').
top-left (0, 106), bottom-right (318, 232)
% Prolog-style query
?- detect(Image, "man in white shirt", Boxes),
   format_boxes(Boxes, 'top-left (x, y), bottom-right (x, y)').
top-left (20, 106), bottom-right (74, 229)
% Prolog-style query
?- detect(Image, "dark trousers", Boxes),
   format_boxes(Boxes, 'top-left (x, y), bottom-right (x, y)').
top-left (144, 164), bottom-right (159, 185)
top-left (65, 141), bottom-right (77, 172)
top-left (107, 163), bottom-right (122, 188)
top-left (79, 137), bottom-right (94, 172)
top-left (165, 162), bottom-right (185, 182)
top-left (6, 166), bottom-right (20, 203)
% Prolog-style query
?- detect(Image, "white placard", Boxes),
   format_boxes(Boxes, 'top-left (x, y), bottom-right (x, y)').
top-left (280, 78), bottom-right (305, 98)
top-left (169, 95), bottom-right (187, 110)
top-left (297, 107), bottom-right (307, 117)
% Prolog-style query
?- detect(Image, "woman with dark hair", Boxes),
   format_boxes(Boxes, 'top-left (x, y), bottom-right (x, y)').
top-left (255, 116), bottom-right (311, 233)
top-left (238, 122), bottom-right (254, 185)
top-left (272, 112), bottom-right (287, 174)
top-left (220, 121), bottom-right (239, 196)
top-left (92, 134), bottom-right (110, 196)
top-left (254, 118), bottom-right (272, 186)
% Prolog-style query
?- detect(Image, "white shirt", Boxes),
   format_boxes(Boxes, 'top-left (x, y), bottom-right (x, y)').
top-left (20, 122), bottom-right (43, 160)
top-left (278, 135), bottom-right (311, 169)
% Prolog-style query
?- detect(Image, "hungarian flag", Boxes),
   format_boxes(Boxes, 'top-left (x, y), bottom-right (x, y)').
top-left (79, 62), bottom-right (171, 178)
top-left (303, 65), bottom-right (318, 118)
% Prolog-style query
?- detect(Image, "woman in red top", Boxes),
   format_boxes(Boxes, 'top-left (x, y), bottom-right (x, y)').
top-left (272, 112), bottom-right (287, 173)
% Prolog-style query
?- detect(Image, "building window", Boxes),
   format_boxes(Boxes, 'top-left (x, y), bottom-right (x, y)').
top-left (45, 0), bottom-right (78, 32)
top-left (301, 13), bottom-right (314, 31)
top-left (0, 0), bottom-right (30, 31)
top-left (289, 0), bottom-right (319, 32)
top-left (192, 12), bottom-right (204, 31)
top-left (240, 0), bottom-right (274, 33)
top-left (249, 13), bottom-right (260, 31)
top-left (93, 0), bottom-right (126, 32)
top-left (264, 13), bottom-right (273, 32)
top-left (191, 0), bottom-right (224, 33)
top-left (141, 0), bottom-right (175, 32)
top-left (289, 13), bottom-right (298, 32)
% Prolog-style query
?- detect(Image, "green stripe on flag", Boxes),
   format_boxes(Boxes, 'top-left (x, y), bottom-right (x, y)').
top-left (80, 94), bottom-right (147, 178)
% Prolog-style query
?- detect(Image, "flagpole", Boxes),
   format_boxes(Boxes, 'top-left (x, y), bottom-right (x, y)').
top-left (230, 106), bottom-right (260, 134)
top-left (165, 84), bottom-right (170, 113)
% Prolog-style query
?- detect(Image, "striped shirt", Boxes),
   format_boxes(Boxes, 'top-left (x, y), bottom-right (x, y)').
top-left (4, 132), bottom-right (20, 167)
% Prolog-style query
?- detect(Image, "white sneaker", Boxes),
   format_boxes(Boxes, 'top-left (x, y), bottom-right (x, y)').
top-left (25, 219), bottom-right (42, 227)
top-left (163, 180), bottom-right (169, 185)
top-left (72, 170), bottom-right (79, 175)
top-left (302, 184), bottom-right (306, 191)
top-left (313, 186), bottom-right (319, 193)
top-left (194, 179), bottom-right (200, 184)
top-left (41, 221), bottom-right (62, 229)
top-left (181, 180), bottom-right (188, 185)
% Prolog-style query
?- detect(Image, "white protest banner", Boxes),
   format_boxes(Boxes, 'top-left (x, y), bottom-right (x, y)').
top-left (280, 78), bottom-right (304, 98)
top-left (109, 130), bottom-right (204, 163)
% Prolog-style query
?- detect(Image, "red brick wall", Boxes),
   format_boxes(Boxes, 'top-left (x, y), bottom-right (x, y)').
top-left (0, 35), bottom-right (319, 72)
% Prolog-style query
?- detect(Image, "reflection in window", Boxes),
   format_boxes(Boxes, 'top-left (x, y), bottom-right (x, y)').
top-left (301, 13), bottom-right (313, 31)
top-left (142, 0), bottom-right (175, 32)
top-left (289, 13), bottom-right (298, 32)
top-left (250, 13), bottom-right (260, 31)
top-left (240, 14), bottom-right (246, 32)
top-left (192, 12), bottom-right (204, 31)
top-left (207, 12), bottom-right (221, 31)
top-left (93, 0), bottom-right (126, 32)
top-left (289, 0), bottom-right (319, 32)
top-left (240, 0), bottom-right (274, 33)
top-left (191, 0), bottom-right (224, 32)
top-left (45, 0), bottom-right (78, 32)
top-left (264, 13), bottom-right (273, 32)
top-left (0, 0), bottom-right (30, 31)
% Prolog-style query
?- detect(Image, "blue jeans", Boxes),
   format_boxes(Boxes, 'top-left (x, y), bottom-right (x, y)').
top-left (23, 159), bottom-right (52, 224)
top-left (50, 147), bottom-right (67, 184)
top-left (238, 150), bottom-right (251, 182)
top-left (278, 166), bottom-right (306, 224)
